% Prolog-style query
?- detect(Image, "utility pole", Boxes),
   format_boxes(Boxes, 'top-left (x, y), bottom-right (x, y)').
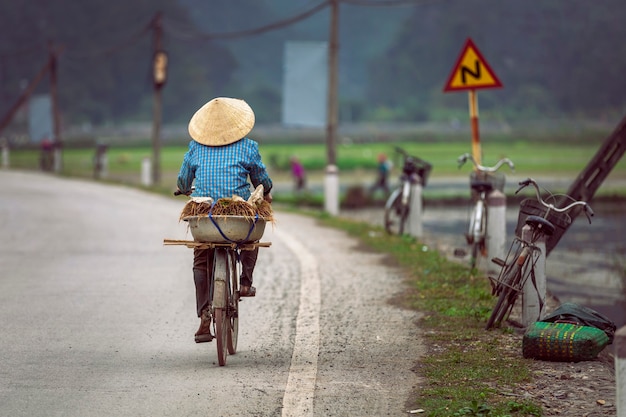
top-left (324, 0), bottom-right (340, 215)
top-left (326, 0), bottom-right (338, 167)
top-left (151, 11), bottom-right (166, 185)
top-left (49, 41), bottom-right (63, 172)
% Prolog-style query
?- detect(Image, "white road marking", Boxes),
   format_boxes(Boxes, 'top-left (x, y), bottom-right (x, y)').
top-left (277, 229), bottom-right (321, 417)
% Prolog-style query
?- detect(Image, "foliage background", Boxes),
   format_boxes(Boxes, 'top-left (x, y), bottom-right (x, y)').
top-left (1, 0), bottom-right (625, 129)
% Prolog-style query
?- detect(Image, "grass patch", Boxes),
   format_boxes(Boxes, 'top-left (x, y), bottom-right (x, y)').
top-left (318, 215), bottom-right (544, 416)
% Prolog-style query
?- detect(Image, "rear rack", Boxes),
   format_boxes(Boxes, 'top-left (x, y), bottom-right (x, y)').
top-left (163, 239), bottom-right (271, 250)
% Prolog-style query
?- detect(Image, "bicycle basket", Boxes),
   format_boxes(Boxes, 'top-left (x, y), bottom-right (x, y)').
top-left (184, 215), bottom-right (267, 243)
top-left (404, 157), bottom-right (433, 186)
top-left (515, 198), bottom-right (572, 248)
top-left (469, 171), bottom-right (505, 192)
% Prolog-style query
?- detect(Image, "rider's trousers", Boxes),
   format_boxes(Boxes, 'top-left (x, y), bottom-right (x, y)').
top-left (192, 247), bottom-right (258, 317)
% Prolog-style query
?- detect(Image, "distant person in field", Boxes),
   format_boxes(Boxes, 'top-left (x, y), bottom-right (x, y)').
top-left (290, 156), bottom-right (306, 193)
top-left (370, 153), bottom-right (392, 196)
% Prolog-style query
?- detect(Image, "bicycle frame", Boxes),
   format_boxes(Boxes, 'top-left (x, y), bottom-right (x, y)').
top-left (458, 153), bottom-right (514, 269)
top-left (384, 147), bottom-right (431, 235)
top-left (485, 178), bottom-right (593, 329)
top-left (468, 194), bottom-right (486, 244)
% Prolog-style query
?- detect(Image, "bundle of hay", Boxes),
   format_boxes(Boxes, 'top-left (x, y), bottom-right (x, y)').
top-left (179, 185), bottom-right (274, 222)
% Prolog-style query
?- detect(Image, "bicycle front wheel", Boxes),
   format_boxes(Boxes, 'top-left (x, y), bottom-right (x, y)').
top-left (227, 250), bottom-right (239, 355)
top-left (469, 200), bottom-right (486, 269)
top-left (213, 249), bottom-right (230, 366)
top-left (214, 306), bottom-right (228, 366)
top-left (384, 188), bottom-right (408, 235)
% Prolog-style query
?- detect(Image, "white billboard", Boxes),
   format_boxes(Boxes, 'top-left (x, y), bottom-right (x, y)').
top-left (28, 94), bottom-right (53, 143)
top-left (282, 41), bottom-right (328, 127)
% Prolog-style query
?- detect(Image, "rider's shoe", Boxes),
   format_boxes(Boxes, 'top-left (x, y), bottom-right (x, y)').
top-left (195, 308), bottom-right (213, 343)
top-left (239, 285), bottom-right (256, 297)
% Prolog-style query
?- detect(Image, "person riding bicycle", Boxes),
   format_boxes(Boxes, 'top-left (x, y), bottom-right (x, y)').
top-left (176, 97), bottom-right (273, 343)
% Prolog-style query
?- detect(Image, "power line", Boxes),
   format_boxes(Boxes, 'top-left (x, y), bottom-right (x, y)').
top-left (341, 0), bottom-right (440, 6)
top-left (63, 17), bottom-right (154, 61)
top-left (164, 1), bottom-right (331, 41)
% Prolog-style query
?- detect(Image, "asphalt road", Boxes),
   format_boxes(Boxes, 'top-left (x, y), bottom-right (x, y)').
top-left (0, 170), bottom-right (423, 417)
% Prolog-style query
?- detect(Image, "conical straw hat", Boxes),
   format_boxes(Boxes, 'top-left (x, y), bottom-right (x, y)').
top-left (188, 97), bottom-right (255, 146)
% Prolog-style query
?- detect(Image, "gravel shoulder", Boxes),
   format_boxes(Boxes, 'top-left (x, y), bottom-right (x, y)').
top-left (340, 207), bottom-right (619, 416)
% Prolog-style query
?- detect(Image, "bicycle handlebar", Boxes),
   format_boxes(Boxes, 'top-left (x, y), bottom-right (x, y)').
top-left (395, 146), bottom-right (427, 163)
top-left (515, 178), bottom-right (594, 223)
top-left (457, 153), bottom-right (515, 173)
top-left (174, 189), bottom-right (192, 196)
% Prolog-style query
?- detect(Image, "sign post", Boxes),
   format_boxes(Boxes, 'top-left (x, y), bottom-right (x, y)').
top-left (444, 38), bottom-right (502, 165)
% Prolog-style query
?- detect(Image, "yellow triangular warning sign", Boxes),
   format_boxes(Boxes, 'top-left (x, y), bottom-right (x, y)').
top-left (444, 38), bottom-right (502, 92)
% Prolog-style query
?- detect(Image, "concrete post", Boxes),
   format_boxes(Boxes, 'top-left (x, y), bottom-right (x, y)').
top-left (1, 141), bottom-right (8, 169)
top-left (617, 326), bottom-right (626, 416)
top-left (324, 164), bottom-right (339, 216)
top-left (99, 153), bottom-right (108, 179)
top-left (486, 189), bottom-right (506, 275)
top-left (521, 224), bottom-right (546, 326)
top-left (53, 147), bottom-right (62, 173)
top-left (94, 144), bottom-right (108, 179)
top-left (141, 157), bottom-right (152, 187)
top-left (407, 183), bottom-right (423, 238)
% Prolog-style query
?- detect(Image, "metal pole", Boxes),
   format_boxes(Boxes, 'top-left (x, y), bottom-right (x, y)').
top-left (468, 90), bottom-right (481, 166)
top-left (324, 0), bottom-right (339, 215)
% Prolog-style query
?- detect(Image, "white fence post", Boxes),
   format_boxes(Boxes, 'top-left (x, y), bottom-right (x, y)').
top-left (53, 147), bottom-right (62, 173)
top-left (486, 189), bottom-right (506, 275)
top-left (141, 157), bottom-right (152, 187)
top-left (407, 183), bottom-right (423, 238)
top-left (1, 141), bottom-right (8, 169)
top-left (324, 164), bottom-right (339, 216)
top-left (521, 224), bottom-right (546, 326)
top-left (617, 326), bottom-right (626, 417)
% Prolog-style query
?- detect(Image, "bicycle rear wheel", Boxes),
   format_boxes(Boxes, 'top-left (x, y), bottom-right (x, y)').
top-left (485, 245), bottom-right (527, 329)
top-left (384, 188), bottom-right (408, 235)
top-left (227, 250), bottom-right (239, 355)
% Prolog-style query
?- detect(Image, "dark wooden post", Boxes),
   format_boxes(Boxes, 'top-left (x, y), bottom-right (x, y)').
top-left (151, 11), bottom-right (166, 186)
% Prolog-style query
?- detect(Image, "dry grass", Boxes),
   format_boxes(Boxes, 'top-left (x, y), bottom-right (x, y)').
top-left (179, 198), bottom-right (274, 222)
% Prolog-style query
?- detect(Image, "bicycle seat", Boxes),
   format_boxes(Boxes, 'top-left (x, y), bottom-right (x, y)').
top-left (525, 215), bottom-right (556, 236)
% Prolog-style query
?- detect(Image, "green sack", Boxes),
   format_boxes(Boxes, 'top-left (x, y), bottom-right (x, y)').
top-left (540, 302), bottom-right (616, 343)
top-left (522, 321), bottom-right (609, 362)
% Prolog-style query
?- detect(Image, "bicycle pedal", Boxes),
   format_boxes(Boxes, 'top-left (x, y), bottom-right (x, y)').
top-left (491, 257), bottom-right (506, 267)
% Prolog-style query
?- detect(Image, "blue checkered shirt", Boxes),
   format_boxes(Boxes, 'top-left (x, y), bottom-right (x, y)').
top-left (177, 138), bottom-right (273, 200)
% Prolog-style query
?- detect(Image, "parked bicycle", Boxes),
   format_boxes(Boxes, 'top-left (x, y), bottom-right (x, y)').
top-left (167, 191), bottom-right (270, 366)
top-left (485, 178), bottom-right (593, 330)
top-left (384, 147), bottom-right (432, 235)
top-left (457, 153), bottom-right (515, 269)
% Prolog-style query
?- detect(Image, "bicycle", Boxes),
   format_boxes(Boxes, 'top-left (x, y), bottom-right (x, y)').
top-left (484, 178), bottom-right (593, 330)
top-left (457, 153), bottom-right (515, 269)
top-left (166, 191), bottom-right (270, 366)
top-left (384, 147), bottom-right (432, 235)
